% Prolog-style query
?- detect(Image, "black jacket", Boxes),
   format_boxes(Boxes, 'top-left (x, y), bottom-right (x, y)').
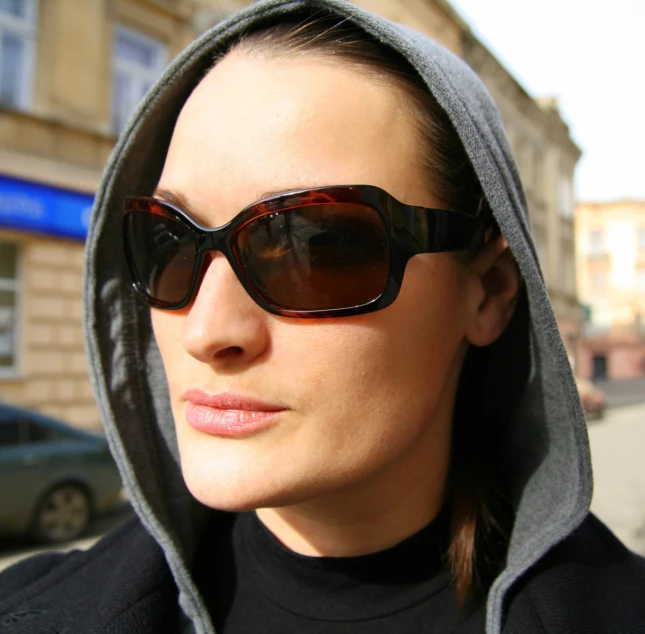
top-left (1, 513), bottom-right (644, 634)
top-left (0, 519), bottom-right (178, 634)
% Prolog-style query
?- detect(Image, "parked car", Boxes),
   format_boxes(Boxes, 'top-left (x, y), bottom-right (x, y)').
top-left (575, 377), bottom-right (606, 421)
top-left (0, 403), bottom-right (123, 543)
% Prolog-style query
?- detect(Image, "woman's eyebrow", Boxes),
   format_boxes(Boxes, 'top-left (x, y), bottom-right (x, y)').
top-left (152, 188), bottom-right (212, 226)
top-left (152, 188), bottom-right (193, 212)
top-left (153, 185), bottom-right (322, 218)
top-left (256, 189), bottom-right (283, 200)
top-left (256, 184), bottom-right (320, 200)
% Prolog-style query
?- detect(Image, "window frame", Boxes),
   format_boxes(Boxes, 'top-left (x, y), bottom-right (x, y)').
top-left (0, 0), bottom-right (38, 109)
top-left (111, 24), bottom-right (167, 135)
top-left (0, 239), bottom-right (22, 379)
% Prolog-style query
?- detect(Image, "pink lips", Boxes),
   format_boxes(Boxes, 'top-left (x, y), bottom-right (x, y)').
top-left (183, 389), bottom-right (286, 436)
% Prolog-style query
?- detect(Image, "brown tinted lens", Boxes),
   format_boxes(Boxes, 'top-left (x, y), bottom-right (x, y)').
top-left (235, 203), bottom-right (389, 310)
top-left (125, 210), bottom-right (197, 305)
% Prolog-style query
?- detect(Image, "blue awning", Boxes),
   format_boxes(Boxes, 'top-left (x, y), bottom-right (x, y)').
top-left (0, 174), bottom-right (94, 240)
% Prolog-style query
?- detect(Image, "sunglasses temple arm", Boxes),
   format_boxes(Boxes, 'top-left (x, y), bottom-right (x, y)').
top-left (391, 206), bottom-right (485, 254)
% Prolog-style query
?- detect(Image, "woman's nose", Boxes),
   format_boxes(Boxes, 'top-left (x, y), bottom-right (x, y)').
top-left (181, 253), bottom-right (271, 367)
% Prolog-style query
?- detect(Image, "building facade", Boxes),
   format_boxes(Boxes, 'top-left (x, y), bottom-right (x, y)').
top-left (0, 0), bottom-right (194, 429)
top-left (461, 45), bottom-right (582, 368)
top-left (576, 200), bottom-right (645, 380)
top-left (0, 0), bottom-right (582, 430)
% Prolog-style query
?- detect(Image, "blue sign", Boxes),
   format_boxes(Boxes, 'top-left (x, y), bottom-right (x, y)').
top-left (0, 174), bottom-right (94, 240)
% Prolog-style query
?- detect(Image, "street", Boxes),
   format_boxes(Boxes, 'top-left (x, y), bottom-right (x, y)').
top-left (589, 401), bottom-right (645, 555)
top-left (0, 500), bottom-right (133, 573)
top-left (0, 402), bottom-right (644, 573)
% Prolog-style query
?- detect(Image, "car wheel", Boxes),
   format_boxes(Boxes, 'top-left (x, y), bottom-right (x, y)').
top-left (33, 483), bottom-right (91, 543)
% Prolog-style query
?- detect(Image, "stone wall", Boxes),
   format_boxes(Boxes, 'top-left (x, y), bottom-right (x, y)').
top-left (0, 1), bottom-right (193, 429)
top-left (0, 231), bottom-right (98, 428)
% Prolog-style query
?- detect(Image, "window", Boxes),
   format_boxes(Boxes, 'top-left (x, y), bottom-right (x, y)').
top-left (589, 230), bottom-right (603, 256)
top-left (0, 240), bottom-right (20, 376)
top-left (111, 26), bottom-right (166, 135)
top-left (638, 268), bottom-right (645, 293)
top-left (535, 237), bottom-right (547, 269)
top-left (592, 354), bottom-right (607, 381)
top-left (519, 138), bottom-right (533, 191)
top-left (0, 408), bottom-right (62, 445)
top-left (562, 245), bottom-right (575, 294)
top-left (532, 145), bottom-right (543, 198)
top-left (0, 0), bottom-right (37, 108)
top-left (638, 228), bottom-right (645, 251)
top-left (557, 174), bottom-right (574, 219)
top-left (0, 420), bottom-right (19, 446)
top-left (26, 419), bottom-right (59, 443)
top-left (591, 270), bottom-right (605, 293)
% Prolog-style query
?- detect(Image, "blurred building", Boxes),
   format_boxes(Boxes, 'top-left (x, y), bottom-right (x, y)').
top-left (0, 0), bottom-right (582, 429)
top-left (576, 200), bottom-right (645, 380)
top-left (462, 65), bottom-right (582, 367)
top-left (0, 0), bottom-right (194, 429)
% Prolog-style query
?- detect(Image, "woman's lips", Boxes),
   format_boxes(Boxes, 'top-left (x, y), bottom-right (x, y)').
top-left (183, 390), bottom-right (286, 436)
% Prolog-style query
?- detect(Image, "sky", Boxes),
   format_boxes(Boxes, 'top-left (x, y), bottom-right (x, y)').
top-left (448, 0), bottom-right (645, 202)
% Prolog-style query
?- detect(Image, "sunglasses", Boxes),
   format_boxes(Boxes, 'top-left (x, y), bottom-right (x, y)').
top-left (123, 184), bottom-right (485, 318)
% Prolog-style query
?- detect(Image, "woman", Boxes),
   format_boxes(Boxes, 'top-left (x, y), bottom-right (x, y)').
top-left (1, 0), bottom-right (643, 632)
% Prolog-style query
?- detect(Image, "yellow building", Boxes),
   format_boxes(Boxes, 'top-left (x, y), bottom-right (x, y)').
top-left (0, 0), bottom-right (193, 429)
top-left (0, 0), bottom-right (582, 429)
top-left (576, 200), bottom-right (645, 380)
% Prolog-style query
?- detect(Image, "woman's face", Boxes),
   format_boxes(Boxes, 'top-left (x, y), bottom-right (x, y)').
top-left (151, 52), bottom-right (482, 514)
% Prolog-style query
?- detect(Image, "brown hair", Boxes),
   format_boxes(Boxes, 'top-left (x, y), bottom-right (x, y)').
top-left (220, 12), bottom-right (522, 604)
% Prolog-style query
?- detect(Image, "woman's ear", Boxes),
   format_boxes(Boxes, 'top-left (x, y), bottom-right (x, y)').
top-left (464, 234), bottom-right (522, 347)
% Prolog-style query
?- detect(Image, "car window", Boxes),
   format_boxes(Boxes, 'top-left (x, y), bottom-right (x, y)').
top-left (26, 420), bottom-right (60, 443)
top-left (0, 420), bottom-right (20, 446)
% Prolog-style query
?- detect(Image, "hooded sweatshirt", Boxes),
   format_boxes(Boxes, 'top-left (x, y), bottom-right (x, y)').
top-left (1, 1), bottom-right (644, 633)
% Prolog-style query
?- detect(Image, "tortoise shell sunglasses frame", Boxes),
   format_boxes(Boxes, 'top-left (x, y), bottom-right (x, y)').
top-left (123, 184), bottom-right (486, 319)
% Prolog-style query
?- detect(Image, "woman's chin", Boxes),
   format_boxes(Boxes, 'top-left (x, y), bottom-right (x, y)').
top-left (185, 480), bottom-right (315, 513)
top-left (180, 460), bottom-right (322, 513)
top-left (175, 425), bottom-right (337, 512)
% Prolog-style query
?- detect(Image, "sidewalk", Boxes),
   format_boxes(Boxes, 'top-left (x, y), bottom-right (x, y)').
top-left (0, 501), bottom-right (133, 572)
top-left (589, 401), bottom-right (645, 555)
top-left (595, 377), bottom-right (645, 409)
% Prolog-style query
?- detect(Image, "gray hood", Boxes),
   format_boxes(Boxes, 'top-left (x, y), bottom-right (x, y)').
top-left (83, 1), bottom-right (592, 632)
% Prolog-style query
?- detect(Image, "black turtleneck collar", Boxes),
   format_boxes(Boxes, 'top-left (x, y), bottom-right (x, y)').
top-left (194, 505), bottom-right (467, 631)
top-left (235, 508), bottom-right (451, 620)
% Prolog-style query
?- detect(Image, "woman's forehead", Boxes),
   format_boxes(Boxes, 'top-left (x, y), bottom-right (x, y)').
top-left (158, 52), bottom-right (435, 221)
top-left (173, 52), bottom-right (416, 158)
